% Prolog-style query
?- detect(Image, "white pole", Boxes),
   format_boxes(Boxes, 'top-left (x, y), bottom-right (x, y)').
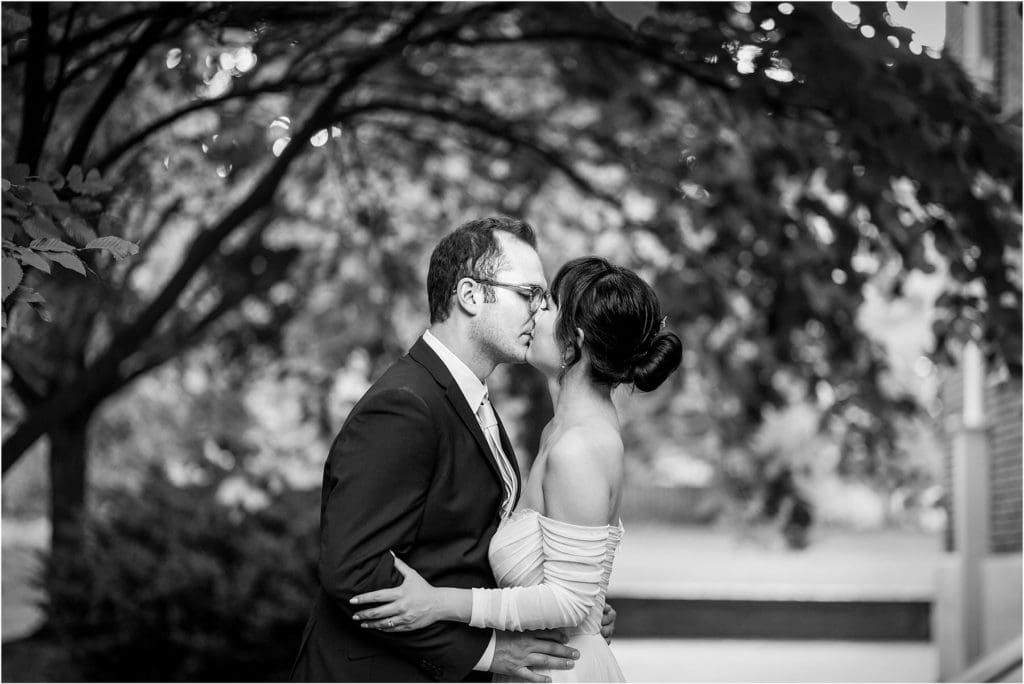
top-left (953, 341), bottom-right (989, 669)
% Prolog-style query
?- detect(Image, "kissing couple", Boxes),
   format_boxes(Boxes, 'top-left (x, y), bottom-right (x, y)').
top-left (291, 216), bottom-right (682, 682)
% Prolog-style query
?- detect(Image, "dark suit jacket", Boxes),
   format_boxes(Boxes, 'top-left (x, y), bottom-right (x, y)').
top-left (291, 337), bottom-right (521, 682)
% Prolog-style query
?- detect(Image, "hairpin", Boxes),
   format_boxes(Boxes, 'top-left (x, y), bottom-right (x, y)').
top-left (659, 315), bottom-right (668, 332)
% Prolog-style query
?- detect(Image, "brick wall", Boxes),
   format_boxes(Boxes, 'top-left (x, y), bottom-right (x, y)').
top-left (945, 1), bottom-right (1022, 112)
top-left (996, 3), bottom-right (1023, 112)
top-left (987, 377), bottom-right (1023, 552)
top-left (941, 365), bottom-right (1023, 554)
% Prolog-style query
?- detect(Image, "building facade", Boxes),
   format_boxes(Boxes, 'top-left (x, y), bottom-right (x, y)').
top-left (936, 3), bottom-right (1022, 681)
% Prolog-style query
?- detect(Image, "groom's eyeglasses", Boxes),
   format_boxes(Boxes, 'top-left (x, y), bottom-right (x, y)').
top-left (461, 278), bottom-right (550, 314)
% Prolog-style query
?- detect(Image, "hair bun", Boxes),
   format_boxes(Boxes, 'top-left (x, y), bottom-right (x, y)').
top-left (632, 332), bottom-right (683, 392)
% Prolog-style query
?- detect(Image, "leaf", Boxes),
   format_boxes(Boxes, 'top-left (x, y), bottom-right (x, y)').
top-left (63, 216), bottom-right (98, 244)
top-left (3, 190), bottom-right (29, 214)
top-left (85, 236), bottom-right (139, 261)
top-left (1, 164), bottom-right (29, 185)
top-left (47, 251), bottom-right (87, 275)
top-left (66, 166), bottom-right (84, 193)
top-left (29, 236), bottom-right (76, 254)
top-left (8, 186), bottom-right (32, 205)
top-left (2, 8), bottom-right (31, 32)
top-left (48, 203), bottom-right (71, 222)
top-left (604, 2), bottom-right (658, 29)
top-left (12, 285), bottom-right (45, 303)
top-left (71, 197), bottom-right (103, 214)
top-left (2, 217), bottom-right (17, 241)
top-left (45, 170), bottom-right (66, 191)
top-left (1, 179), bottom-right (9, 192)
top-left (14, 247), bottom-right (51, 274)
top-left (81, 169), bottom-right (112, 195)
top-left (26, 180), bottom-right (59, 205)
top-left (23, 213), bottom-right (61, 239)
top-left (3, 257), bottom-right (23, 299)
top-left (28, 300), bottom-right (52, 323)
top-left (29, 238), bottom-right (76, 252)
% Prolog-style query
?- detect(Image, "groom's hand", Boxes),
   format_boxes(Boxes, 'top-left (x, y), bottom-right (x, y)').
top-left (490, 630), bottom-right (579, 683)
top-left (601, 602), bottom-right (617, 643)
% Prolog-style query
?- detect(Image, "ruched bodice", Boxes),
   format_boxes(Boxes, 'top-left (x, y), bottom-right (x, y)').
top-left (470, 508), bottom-right (623, 636)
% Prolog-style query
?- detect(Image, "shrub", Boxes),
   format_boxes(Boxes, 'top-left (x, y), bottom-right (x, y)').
top-left (46, 465), bottom-right (320, 682)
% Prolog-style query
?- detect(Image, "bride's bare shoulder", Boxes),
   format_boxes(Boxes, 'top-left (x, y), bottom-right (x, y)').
top-left (541, 424), bottom-right (623, 526)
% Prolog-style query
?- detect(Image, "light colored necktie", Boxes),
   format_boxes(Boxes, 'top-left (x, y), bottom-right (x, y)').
top-left (477, 394), bottom-right (517, 519)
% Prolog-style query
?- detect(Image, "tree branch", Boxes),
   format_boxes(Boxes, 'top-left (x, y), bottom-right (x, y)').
top-left (94, 74), bottom-right (327, 173)
top-left (15, 4), bottom-right (51, 171)
top-left (2, 4), bottom-right (435, 474)
top-left (5, 6), bottom-right (166, 66)
top-left (53, 36), bottom-right (139, 93)
top-left (61, 16), bottom-right (177, 174)
top-left (38, 5), bottom-right (81, 164)
top-left (428, 28), bottom-right (736, 93)
top-left (335, 98), bottom-right (621, 205)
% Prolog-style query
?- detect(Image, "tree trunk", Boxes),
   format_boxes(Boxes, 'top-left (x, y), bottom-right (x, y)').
top-left (46, 414), bottom-right (91, 587)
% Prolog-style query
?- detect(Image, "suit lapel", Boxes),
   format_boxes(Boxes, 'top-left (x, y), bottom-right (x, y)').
top-left (445, 385), bottom-right (504, 484)
top-left (408, 338), bottom-right (504, 486)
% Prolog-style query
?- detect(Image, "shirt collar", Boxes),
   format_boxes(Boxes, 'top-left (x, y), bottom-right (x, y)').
top-left (422, 330), bottom-right (488, 411)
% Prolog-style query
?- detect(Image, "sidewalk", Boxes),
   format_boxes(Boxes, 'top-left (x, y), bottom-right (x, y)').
top-left (612, 639), bottom-right (935, 682)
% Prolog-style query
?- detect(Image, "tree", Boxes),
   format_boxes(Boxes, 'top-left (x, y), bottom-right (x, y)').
top-left (2, 1), bottom-right (1019, 595)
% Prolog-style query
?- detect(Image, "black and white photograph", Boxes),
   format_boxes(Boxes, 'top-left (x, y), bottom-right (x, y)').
top-left (1, 2), bottom-right (1021, 682)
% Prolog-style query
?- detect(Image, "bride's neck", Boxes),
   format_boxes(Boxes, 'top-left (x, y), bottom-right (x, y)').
top-left (551, 363), bottom-right (615, 419)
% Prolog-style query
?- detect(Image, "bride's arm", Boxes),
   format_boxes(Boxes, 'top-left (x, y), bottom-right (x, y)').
top-left (349, 557), bottom-right (474, 630)
top-left (352, 431), bottom-right (620, 633)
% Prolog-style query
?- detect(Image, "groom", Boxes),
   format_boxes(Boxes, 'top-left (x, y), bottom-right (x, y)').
top-left (291, 217), bottom-right (592, 682)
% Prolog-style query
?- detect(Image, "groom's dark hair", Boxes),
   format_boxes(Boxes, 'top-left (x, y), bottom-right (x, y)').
top-left (427, 216), bottom-right (537, 324)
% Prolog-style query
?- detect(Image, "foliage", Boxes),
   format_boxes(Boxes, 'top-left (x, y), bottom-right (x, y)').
top-left (1, 163), bottom-right (138, 327)
top-left (45, 463), bottom-right (319, 682)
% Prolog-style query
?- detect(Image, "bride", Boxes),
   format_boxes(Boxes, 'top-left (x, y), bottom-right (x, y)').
top-left (350, 256), bottom-right (682, 682)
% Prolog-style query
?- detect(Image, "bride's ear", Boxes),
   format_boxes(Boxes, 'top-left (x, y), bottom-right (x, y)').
top-left (575, 327), bottom-right (585, 348)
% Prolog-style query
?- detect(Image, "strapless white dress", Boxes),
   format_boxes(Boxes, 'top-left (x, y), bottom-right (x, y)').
top-left (469, 508), bottom-right (625, 682)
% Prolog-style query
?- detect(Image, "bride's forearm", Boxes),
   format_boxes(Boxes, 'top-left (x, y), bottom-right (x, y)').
top-left (435, 587), bottom-right (473, 623)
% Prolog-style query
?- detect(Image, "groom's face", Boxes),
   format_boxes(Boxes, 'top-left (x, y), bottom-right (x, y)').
top-left (478, 232), bottom-right (547, 364)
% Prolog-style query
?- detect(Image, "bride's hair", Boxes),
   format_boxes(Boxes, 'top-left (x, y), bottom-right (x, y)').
top-left (550, 256), bottom-right (682, 392)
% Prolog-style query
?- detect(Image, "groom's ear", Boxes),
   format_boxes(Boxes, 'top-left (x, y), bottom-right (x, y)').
top-left (454, 278), bottom-right (482, 316)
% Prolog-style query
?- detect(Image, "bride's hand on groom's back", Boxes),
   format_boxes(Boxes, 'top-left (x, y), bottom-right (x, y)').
top-left (491, 629), bottom-right (579, 683)
top-left (349, 556), bottom-right (443, 632)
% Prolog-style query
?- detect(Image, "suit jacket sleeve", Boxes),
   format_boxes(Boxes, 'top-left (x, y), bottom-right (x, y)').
top-left (318, 386), bottom-right (490, 680)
